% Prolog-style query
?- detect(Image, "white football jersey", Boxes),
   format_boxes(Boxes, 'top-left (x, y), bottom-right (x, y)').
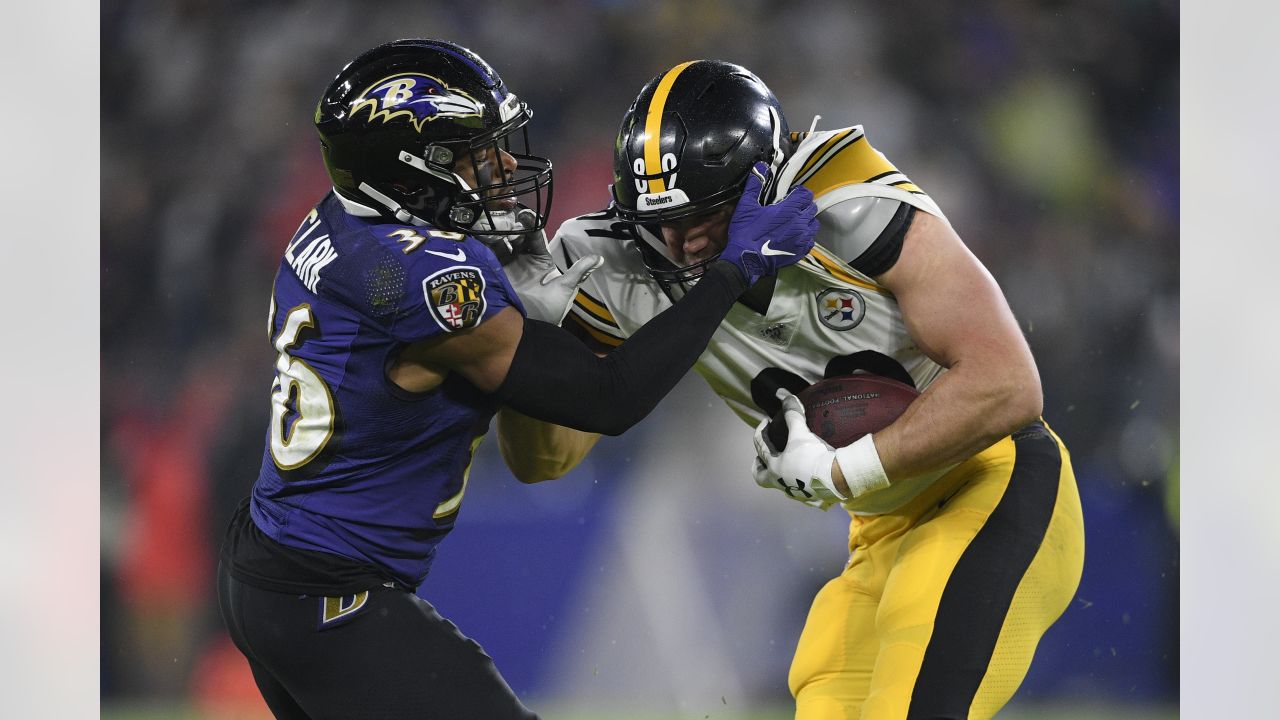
top-left (552, 126), bottom-right (950, 513)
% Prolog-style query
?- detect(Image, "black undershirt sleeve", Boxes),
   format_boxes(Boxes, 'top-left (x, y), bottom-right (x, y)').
top-left (493, 261), bottom-right (748, 435)
top-left (848, 202), bottom-right (916, 277)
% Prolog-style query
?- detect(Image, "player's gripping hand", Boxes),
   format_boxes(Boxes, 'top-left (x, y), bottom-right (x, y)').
top-left (751, 391), bottom-right (848, 510)
top-left (502, 210), bottom-right (604, 326)
top-left (719, 163), bottom-right (818, 285)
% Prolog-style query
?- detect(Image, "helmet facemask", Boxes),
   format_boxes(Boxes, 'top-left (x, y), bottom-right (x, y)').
top-left (631, 225), bottom-right (720, 301)
top-left (443, 112), bottom-right (553, 257)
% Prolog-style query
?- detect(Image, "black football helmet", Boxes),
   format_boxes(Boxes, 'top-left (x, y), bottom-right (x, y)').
top-left (610, 60), bottom-right (788, 288)
top-left (315, 39), bottom-right (552, 239)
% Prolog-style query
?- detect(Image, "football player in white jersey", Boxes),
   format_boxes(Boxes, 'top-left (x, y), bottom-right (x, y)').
top-left (503, 60), bottom-right (1084, 719)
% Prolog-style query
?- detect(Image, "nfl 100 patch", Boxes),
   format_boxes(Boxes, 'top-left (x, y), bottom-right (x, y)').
top-left (423, 266), bottom-right (487, 331)
top-left (816, 287), bottom-right (866, 330)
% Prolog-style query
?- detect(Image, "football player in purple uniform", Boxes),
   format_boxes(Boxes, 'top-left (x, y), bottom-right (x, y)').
top-left (216, 40), bottom-right (818, 719)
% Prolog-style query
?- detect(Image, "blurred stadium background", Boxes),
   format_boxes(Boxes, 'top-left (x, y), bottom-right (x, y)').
top-left (101, 1), bottom-right (1178, 717)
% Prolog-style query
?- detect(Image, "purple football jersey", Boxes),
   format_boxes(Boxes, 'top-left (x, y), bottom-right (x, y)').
top-left (250, 193), bottom-right (524, 588)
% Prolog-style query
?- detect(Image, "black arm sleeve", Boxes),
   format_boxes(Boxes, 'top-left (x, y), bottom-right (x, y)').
top-left (492, 261), bottom-right (748, 435)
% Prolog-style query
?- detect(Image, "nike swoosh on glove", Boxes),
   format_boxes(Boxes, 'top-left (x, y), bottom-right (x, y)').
top-left (719, 163), bottom-right (819, 286)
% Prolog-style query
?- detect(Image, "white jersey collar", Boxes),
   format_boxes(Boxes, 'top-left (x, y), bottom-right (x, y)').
top-left (334, 190), bottom-right (383, 218)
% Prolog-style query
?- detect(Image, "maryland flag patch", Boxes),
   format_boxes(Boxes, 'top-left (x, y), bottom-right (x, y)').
top-left (423, 266), bottom-right (487, 331)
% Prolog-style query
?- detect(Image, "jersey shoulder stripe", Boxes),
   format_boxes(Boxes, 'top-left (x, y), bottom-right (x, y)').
top-left (781, 126), bottom-right (929, 201)
top-left (864, 169), bottom-right (923, 194)
top-left (794, 127), bottom-right (861, 179)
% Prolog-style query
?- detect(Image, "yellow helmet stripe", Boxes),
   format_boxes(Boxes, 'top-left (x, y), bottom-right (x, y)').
top-left (643, 61), bottom-right (697, 194)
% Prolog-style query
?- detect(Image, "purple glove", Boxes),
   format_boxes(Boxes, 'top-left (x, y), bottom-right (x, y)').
top-left (719, 163), bottom-right (819, 285)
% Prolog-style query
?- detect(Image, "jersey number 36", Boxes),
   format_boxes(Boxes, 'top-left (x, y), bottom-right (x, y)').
top-left (268, 300), bottom-right (337, 470)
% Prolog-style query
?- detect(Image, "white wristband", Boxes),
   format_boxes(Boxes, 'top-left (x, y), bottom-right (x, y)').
top-left (833, 434), bottom-right (891, 499)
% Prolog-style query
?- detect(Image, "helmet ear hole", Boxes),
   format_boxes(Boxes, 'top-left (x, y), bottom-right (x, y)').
top-left (449, 206), bottom-right (477, 226)
top-left (390, 180), bottom-right (423, 195)
top-left (425, 145), bottom-right (454, 166)
top-left (703, 131), bottom-right (748, 167)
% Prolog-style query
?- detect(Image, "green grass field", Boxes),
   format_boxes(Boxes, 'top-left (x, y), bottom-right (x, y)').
top-left (103, 701), bottom-right (1178, 719)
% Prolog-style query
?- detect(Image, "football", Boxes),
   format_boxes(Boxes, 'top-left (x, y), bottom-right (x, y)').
top-left (765, 374), bottom-right (921, 451)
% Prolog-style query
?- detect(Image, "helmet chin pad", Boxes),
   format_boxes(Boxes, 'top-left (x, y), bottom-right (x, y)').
top-left (468, 206), bottom-right (543, 263)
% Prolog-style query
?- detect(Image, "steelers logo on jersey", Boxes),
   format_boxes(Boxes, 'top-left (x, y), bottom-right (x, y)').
top-left (816, 287), bottom-right (866, 331)
top-left (423, 266), bottom-right (487, 332)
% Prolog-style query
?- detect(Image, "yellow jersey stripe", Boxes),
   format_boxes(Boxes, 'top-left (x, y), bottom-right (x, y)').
top-left (796, 129), bottom-right (855, 178)
top-left (574, 288), bottom-right (618, 326)
top-left (801, 138), bottom-right (898, 199)
top-left (809, 246), bottom-right (888, 294)
top-left (573, 294), bottom-right (620, 329)
top-left (569, 312), bottom-right (624, 347)
top-left (794, 131), bottom-right (867, 189)
top-left (642, 61), bottom-right (696, 194)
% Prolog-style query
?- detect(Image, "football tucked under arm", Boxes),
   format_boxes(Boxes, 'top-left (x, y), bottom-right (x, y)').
top-left (753, 376), bottom-right (918, 508)
top-left (763, 374), bottom-right (920, 451)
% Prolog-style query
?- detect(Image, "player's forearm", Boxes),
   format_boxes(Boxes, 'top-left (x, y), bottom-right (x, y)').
top-left (850, 359), bottom-right (1042, 485)
top-left (494, 261), bottom-right (748, 435)
top-left (496, 408), bottom-right (601, 483)
top-left (852, 210), bottom-right (1044, 487)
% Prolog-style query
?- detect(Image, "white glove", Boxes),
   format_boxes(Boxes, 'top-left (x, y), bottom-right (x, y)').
top-left (501, 216), bottom-right (603, 326)
top-left (752, 392), bottom-right (848, 510)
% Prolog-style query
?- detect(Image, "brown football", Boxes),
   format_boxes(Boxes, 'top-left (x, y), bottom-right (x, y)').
top-left (765, 374), bottom-right (920, 451)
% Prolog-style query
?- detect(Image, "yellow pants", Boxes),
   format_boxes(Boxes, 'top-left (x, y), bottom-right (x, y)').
top-left (790, 422), bottom-right (1085, 720)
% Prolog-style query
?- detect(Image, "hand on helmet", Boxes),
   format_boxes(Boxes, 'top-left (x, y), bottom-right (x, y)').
top-left (718, 163), bottom-right (818, 285)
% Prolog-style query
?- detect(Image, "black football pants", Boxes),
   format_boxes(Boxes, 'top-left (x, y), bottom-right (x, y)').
top-left (217, 561), bottom-right (539, 719)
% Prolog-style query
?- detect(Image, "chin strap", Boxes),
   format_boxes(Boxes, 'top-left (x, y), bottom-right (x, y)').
top-left (761, 106), bottom-right (789, 203)
top-left (333, 190), bottom-right (382, 217)
top-left (357, 182), bottom-right (429, 227)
